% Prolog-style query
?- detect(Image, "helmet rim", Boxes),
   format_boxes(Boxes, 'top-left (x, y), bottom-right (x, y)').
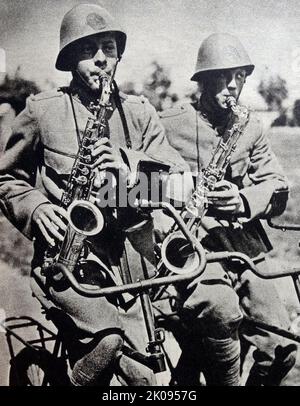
top-left (191, 33), bottom-right (255, 82)
top-left (191, 64), bottom-right (255, 82)
top-left (55, 30), bottom-right (126, 71)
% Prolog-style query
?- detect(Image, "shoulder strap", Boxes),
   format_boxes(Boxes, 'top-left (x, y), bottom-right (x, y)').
top-left (68, 92), bottom-right (81, 146)
top-left (113, 81), bottom-right (132, 150)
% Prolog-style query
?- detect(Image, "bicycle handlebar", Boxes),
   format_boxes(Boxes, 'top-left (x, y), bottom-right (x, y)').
top-left (53, 200), bottom-right (300, 298)
top-left (207, 251), bottom-right (300, 279)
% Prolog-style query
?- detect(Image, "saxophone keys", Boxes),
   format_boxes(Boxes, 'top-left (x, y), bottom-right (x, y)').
top-left (75, 175), bottom-right (88, 186)
top-left (79, 166), bottom-right (90, 176)
top-left (84, 155), bottom-right (92, 164)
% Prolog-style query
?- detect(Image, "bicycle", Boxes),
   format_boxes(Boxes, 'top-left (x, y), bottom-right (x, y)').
top-left (2, 200), bottom-right (300, 386)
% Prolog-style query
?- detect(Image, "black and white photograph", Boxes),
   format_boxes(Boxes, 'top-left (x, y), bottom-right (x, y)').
top-left (1, 0), bottom-right (300, 389)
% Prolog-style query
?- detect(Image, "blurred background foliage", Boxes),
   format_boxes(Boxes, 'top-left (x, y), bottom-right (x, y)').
top-left (258, 74), bottom-right (288, 112)
top-left (0, 68), bottom-right (41, 114)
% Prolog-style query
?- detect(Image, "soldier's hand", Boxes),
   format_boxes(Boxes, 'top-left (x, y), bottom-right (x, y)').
top-left (32, 203), bottom-right (68, 246)
top-left (207, 180), bottom-right (245, 214)
top-left (91, 137), bottom-right (130, 186)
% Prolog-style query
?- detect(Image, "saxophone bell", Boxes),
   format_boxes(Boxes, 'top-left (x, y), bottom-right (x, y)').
top-left (68, 199), bottom-right (104, 236)
top-left (57, 200), bottom-right (104, 273)
top-left (160, 231), bottom-right (201, 275)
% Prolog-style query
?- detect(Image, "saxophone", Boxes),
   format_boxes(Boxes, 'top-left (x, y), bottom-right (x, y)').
top-left (160, 96), bottom-right (250, 274)
top-left (43, 72), bottom-right (115, 274)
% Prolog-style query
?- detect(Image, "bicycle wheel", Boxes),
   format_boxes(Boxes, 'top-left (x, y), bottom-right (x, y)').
top-left (9, 347), bottom-right (69, 386)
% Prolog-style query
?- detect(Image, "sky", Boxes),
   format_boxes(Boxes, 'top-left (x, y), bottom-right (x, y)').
top-left (1, 0), bottom-right (300, 107)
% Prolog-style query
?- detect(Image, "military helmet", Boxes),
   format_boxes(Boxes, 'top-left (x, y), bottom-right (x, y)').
top-left (56, 4), bottom-right (127, 71)
top-left (191, 33), bottom-right (254, 81)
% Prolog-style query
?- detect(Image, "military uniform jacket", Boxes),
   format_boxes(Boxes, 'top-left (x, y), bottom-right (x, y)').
top-left (160, 103), bottom-right (288, 259)
top-left (0, 87), bottom-right (186, 235)
top-left (0, 86), bottom-right (188, 283)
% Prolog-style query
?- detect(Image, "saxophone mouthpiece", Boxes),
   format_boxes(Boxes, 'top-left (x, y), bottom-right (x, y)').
top-left (98, 71), bottom-right (109, 80)
top-left (226, 96), bottom-right (237, 109)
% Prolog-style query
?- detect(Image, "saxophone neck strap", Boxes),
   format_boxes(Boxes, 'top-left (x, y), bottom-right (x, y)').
top-left (113, 81), bottom-right (132, 150)
top-left (68, 91), bottom-right (81, 146)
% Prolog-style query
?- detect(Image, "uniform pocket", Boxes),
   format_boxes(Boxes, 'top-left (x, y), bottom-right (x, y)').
top-left (43, 147), bottom-right (75, 175)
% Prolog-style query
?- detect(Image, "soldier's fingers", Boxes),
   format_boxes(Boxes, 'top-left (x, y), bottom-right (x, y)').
top-left (41, 215), bottom-right (65, 242)
top-left (99, 161), bottom-right (122, 171)
top-left (40, 203), bottom-right (65, 218)
top-left (94, 137), bottom-right (110, 145)
top-left (52, 205), bottom-right (68, 217)
top-left (35, 218), bottom-right (55, 247)
top-left (93, 138), bottom-right (111, 149)
top-left (99, 153), bottom-right (115, 163)
top-left (214, 180), bottom-right (230, 187)
top-left (52, 206), bottom-right (68, 224)
top-left (209, 197), bottom-right (240, 207)
top-left (214, 180), bottom-right (236, 190)
top-left (214, 205), bottom-right (238, 212)
top-left (92, 145), bottom-right (112, 157)
top-left (43, 206), bottom-right (67, 232)
top-left (92, 153), bottom-right (115, 168)
top-left (208, 189), bottom-right (238, 199)
top-left (48, 212), bottom-right (68, 232)
top-left (92, 168), bottom-right (104, 189)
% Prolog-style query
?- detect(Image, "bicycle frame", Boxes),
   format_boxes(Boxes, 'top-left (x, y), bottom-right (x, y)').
top-left (3, 316), bottom-right (61, 360)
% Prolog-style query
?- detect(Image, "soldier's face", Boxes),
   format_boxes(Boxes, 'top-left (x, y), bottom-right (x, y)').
top-left (204, 68), bottom-right (247, 110)
top-left (74, 33), bottom-right (118, 92)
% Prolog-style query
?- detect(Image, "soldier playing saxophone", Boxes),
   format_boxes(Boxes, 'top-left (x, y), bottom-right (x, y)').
top-left (157, 33), bottom-right (297, 386)
top-left (0, 4), bottom-right (188, 386)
